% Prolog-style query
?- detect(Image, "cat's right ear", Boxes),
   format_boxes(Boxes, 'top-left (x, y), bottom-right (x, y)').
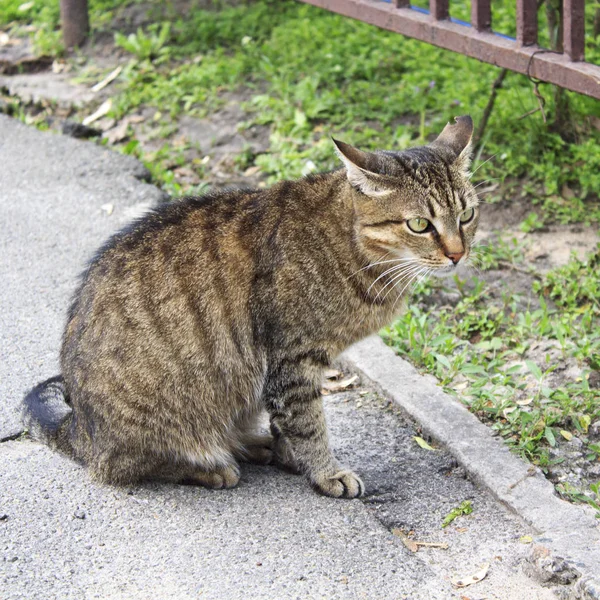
top-left (332, 138), bottom-right (391, 198)
top-left (430, 115), bottom-right (473, 175)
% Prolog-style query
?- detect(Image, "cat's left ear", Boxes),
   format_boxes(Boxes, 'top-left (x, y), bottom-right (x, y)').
top-left (332, 138), bottom-right (391, 198)
top-left (430, 115), bottom-right (473, 175)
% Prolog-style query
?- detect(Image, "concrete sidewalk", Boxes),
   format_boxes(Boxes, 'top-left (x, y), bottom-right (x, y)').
top-left (0, 115), bottom-right (569, 599)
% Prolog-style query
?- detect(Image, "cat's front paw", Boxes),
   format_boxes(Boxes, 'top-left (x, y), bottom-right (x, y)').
top-left (312, 469), bottom-right (364, 499)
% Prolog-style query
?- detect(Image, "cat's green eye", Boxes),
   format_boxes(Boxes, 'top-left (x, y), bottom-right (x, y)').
top-left (407, 218), bottom-right (431, 233)
top-left (460, 208), bottom-right (475, 224)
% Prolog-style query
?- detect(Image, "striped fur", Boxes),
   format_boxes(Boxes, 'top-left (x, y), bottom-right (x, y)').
top-left (23, 116), bottom-right (478, 498)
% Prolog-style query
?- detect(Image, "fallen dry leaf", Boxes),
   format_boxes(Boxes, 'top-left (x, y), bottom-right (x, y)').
top-left (92, 66), bottom-right (123, 93)
top-left (321, 374), bottom-right (358, 392)
top-left (83, 99), bottom-right (112, 126)
top-left (324, 368), bottom-right (341, 380)
top-left (103, 119), bottom-right (130, 144)
top-left (516, 398), bottom-right (533, 406)
top-left (94, 117), bottom-right (117, 132)
top-left (391, 528), bottom-right (418, 553)
top-left (451, 563), bottom-right (490, 588)
top-left (413, 436), bottom-right (435, 451)
top-left (243, 165), bottom-right (261, 177)
top-left (0, 32), bottom-right (9, 46)
top-left (51, 60), bottom-right (67, 74)
top-left (415, 541), bottom-right (448, 549)
top-left (172, 136), bottom-right (188, 148)
top-left (392, 529), bottom-right (449, 552)
top-left (561, 184), bottom-right (575, 200)
top-left (173, 167), bottom-right (200, 184)
top-left (519, 535), bottom-right (533, 544)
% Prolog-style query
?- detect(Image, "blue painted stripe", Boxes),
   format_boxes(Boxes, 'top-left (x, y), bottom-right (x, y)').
top-left (372, 0), bottom-right (515, 40)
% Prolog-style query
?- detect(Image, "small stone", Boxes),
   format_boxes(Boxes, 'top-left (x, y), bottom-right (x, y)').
top-left (588, 371), bottom-right (600, 389)
top-left (0, 514), bottom-right (8, 521)
top-left (589, 420), bottom-right (600, 438)
top-left (585, 463), bottom-right (600, 477)
top-left (62, 120), bottom-right (101, 139)
top-left (8, 556), bottom-right (18, 562)
top-left (73, 509), bottom-right (86, 520)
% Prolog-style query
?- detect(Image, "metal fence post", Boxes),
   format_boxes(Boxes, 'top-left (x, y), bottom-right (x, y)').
top-left (563, 0), bottom-right (586, 61)
top-left (516, 0), bottom-right (538, 46)
top-left (471, 0), bottom-right (492, 31)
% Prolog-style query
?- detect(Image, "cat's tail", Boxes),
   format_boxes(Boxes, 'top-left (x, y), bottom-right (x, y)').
top-left (22, 375), bottom-right (75, 456)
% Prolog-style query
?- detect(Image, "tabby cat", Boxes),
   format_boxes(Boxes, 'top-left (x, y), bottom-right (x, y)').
top-left (23, 116), bottom-right (479, 498)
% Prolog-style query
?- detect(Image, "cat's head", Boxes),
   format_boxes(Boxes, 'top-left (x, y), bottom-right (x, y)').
top-left (334, 116), bottom-right (478, 275)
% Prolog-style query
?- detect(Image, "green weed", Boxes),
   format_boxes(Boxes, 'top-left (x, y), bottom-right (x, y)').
top-left (441, 500), bottom-right (474, 528)
top-left (383, 248), bottom-right (600, 468)
top-left (115, 22), bottom-right (171, 63)
top-left (557, 482), bottom-right (600, 519)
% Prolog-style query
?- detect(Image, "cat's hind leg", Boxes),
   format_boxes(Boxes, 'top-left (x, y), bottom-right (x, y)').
top-left (182, 463), bottom-right (241, 489)
top-left (149, 451), bottom-right (242, 489)
top-left (230, 411), bottom-right (274, 466)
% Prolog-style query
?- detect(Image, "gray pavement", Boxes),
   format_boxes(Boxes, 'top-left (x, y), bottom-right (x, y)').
top-left (0, 114), bottom-right (562, 599)
top-left (0, 114), bottom-right (166, 439)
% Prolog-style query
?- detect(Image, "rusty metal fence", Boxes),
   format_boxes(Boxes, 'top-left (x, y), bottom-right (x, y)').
top-left (297, 0), bottom-right (600, 98)
top-left (59, 0), bottom-right (600, 99)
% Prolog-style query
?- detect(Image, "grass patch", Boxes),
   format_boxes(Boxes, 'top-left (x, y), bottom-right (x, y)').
top-left (3, 0), bottom-right (599, 218)
top-left (382, 245), bottom-right (600, 472)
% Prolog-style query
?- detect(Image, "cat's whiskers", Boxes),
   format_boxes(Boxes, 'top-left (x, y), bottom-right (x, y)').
top-left (392, 267), bottom-right (433, 312)
top-left (366, 264), bottom-right (406, 296)
top-left (397, 266), bottom-right (429, 298)
top-left (471, 154), bottom-right (498, 177)
top-left (465, 246), bottom-right (485, 276)
top-left (391, 267), bottom-right (432, 312)
top-left (347, 256), bottom-right (415, 281)
top-left (351, 262), bottom-right (414, 329)
top-left (372, 261), bottom-right (420, 296)
top-left (366, 260), bottom-right (418, 297)
top-left (352, 263), bottom-right (421, 332)
top-left (377, 264), bottom-right (423, 304)
top-left (474, 190), bottom-right (498, 204)
top-left (472, 178), bottom-right (497, 188)
top-left (346, 252), bottom-right (391, 280)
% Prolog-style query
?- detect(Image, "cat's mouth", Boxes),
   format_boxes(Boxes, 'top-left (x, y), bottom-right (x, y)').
top-left (431, 263), bottom-right (460, 277)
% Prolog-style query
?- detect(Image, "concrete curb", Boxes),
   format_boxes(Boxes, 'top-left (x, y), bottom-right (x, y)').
top-left (342, 336), bottom-right (600, 599)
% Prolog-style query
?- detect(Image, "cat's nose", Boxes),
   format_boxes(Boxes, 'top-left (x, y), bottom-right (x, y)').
top-left (446, 251), bottom-right (465, 264)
